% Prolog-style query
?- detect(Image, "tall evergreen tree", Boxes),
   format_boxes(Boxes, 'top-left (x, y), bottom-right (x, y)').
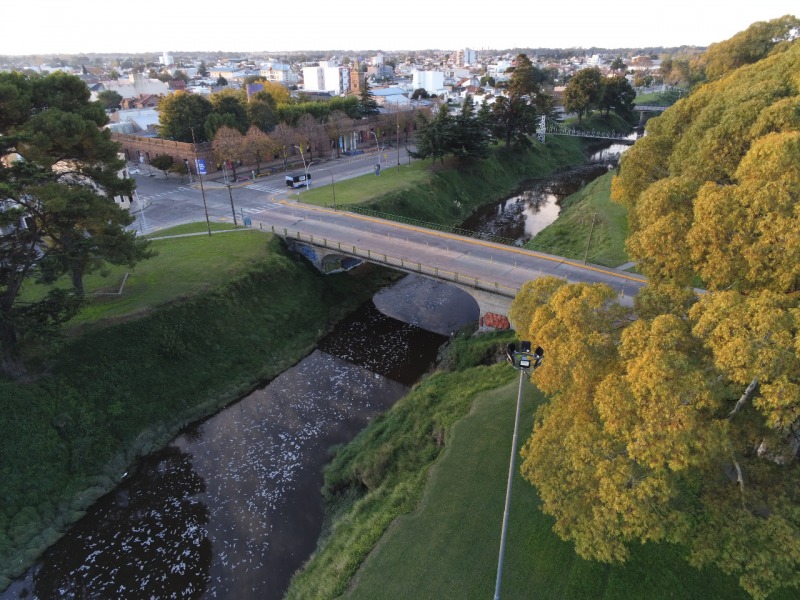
top-left (358, 80), bottom-right (379, 117)
top-left (0, 72), bottom-right (150, 378)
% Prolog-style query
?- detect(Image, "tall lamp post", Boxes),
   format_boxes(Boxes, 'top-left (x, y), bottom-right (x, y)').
top-left (225, 183), bottom-right (238, 226)
top-left (318, 168), bottom-right (337, 211)
top-left (494, 341), bottom-right (544, 600)
top-left (293, 145), bottom-right (310, 189)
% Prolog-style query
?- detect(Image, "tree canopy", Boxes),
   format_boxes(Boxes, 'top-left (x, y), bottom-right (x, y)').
top-left (157, 91), bottom-right (212, 142)
top-left (0, 72), bottom-right (150, 378)
top-left (563, 66), bottom-right (604, 121)
top-left (515, 23), bottom-right (800, 600)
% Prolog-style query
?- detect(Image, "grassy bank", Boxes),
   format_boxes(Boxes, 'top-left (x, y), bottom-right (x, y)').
top-left (299, 137), bottom-right (587, 228)
top-left (284, 332), bottom-right (516, 599)
top-left (289, 334), bottom-right (793, 600)
top-left (0, 229), bottom-right (397, 590)
top-left (527, 170), bottom-right (630, 267)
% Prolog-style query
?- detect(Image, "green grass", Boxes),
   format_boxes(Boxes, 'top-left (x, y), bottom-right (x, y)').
top-left (295, 161), bottom-right (431, 208)
top-left (284, 332), bottom-right (518, 600)
top-left (343, 380), bottom-right (763, 600)
top-left (634, 90), bottom-right (685, 106)
top-left (526, 171), bottom-right (630, 267)
top-left (21, 227), bottom-right (273, 329)
top-left (0, 234), bottom-right (398, 590)
top-left (145, 222), bottom-right (241, 236)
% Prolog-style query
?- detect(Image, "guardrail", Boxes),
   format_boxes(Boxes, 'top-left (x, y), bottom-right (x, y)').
top-left (270, 225), bottom-right (520, 298)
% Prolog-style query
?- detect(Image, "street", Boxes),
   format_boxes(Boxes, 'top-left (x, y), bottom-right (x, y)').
top-left (129, 146), bottom-right (414, 235)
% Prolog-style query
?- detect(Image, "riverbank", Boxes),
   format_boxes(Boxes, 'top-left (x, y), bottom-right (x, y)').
top-left (0, 232), bottom-right (399, 591)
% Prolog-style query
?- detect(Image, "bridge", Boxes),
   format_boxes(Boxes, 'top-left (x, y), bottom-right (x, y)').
top-left (250, 202), bottom-right (648, 330)
top-left (536, 116), bottom-right (637, 144)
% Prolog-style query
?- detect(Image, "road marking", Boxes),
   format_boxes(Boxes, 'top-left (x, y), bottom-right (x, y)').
top-left (246, 183), bottom-right (286, 194)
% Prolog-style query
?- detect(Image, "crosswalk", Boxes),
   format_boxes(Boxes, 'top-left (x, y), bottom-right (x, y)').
top-left (137, 187), bottom-right (194, 203)
top-left (245, 183), bottom-right (287, 195)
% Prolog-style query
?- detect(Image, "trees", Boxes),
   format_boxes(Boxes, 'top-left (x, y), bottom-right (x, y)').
top-left (244, 126), bottom-right (278, 175)
top-left (563, 66), bottom-right (604, 121)
top-left (0, 71), bottom-right (150, 378)
top-left (212, 126), bottom-right (244, 181)
top-left (519, 24), bottom-right (800, 600)
top-left (358, 80), bottom-right (379, 117)
top-left (409, 103), bottom-right (454, 165)
top-left (326, 110), bottom-right (352, 158)
top-left (295, 113), bottom-right (325, 161)
top-left (198, 61), bottom-right (209, 77)
top-left (96, 90), bottom-right (122, 110)
top-left (247, 90), bottom-right (278, 133)
top-left (489, 53), bottom-right (549, 146)
top-left (216, 75), bottom-right (228, 86)
top-left (599, 75), bottom-right (636, 120)
top-left (157, 91), bottom-right (212, 142)
top-left (452, 95), bottom-right (490, 160)
top-left (270, 122), bottom-right (296, 171)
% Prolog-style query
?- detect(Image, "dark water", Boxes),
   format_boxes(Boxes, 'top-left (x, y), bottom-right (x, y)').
top-left (3, 277), bottom-right (463, 600)
top-left (460, 143), bottom-right (630, 245)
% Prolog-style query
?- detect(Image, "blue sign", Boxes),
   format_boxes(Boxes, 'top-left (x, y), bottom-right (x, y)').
top-left (195, 158), bottom-right (207, 175)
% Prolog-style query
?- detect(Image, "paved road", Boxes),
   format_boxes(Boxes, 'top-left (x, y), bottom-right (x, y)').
top-left (129, 147), bottom-right (412, 235)
top-left (129, 149), bottom-right (647, 302)
top-left (248, 203), bottom-right (647, 304)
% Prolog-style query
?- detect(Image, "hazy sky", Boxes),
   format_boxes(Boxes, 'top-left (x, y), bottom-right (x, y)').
top-left (3, 1), bottom-right (798, 56)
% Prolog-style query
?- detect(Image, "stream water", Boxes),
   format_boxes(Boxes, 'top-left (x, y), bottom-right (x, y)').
top-left (2, 277), bottom-right (478, 600)
top-left (4, 145), bottom-right (627, 599)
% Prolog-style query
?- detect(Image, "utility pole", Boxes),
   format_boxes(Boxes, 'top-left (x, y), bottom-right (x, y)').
top-left (191, 127), bottom-right (212, 237)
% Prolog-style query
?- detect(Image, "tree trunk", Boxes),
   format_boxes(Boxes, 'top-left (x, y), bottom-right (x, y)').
top-left (729, 377), bottom-right (759, 418)
top-left (0, 318), bottom-right (26, 379)
top-left (70, 264), bottom-right (85, 296)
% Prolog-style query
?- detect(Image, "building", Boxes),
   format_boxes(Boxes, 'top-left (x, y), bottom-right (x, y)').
top-left (457, 48), bottom-right (477, 67)
top-left (303, 65), bottom-right (350, 95)
top-left (412, 70), bottom-right (445, 95)
top-left (96, 73), bottom-right (169, 100)
top-left (367, 65), bottom-right (394, 80)
top-left (259, 62), bottom-right (298, 86)
top-left (159, 51), bottom-right (174, 66)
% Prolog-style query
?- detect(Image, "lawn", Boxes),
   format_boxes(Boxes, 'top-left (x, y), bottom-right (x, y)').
top-left (20, 223), bottom-right (272, 329)
top-left (343, 379), bottom-right (777, 600)
top-left (295, 160), bottom-right (432, 208)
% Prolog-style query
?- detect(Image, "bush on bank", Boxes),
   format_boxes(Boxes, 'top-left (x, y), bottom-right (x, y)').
top-left (0, 234), bottom-right (397, 590)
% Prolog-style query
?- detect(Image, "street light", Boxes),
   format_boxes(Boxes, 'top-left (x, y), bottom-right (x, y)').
top-left (370, 130), bottom-right (379, 152)
top-left (293, 145), bottom-right (310, 189)
top-left (134, 189), bottom-right (147, 234)
top-left (317, 168), bottom-right (337, 211)
top-left (494, 341), bottom-right (543, 600)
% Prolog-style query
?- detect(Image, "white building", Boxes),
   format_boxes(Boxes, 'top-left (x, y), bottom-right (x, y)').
top-left (259, 62), bottom-right (298, 85)
top-left (302, 65), bottom-right (350, 95)
top-left (97, 73), bottom-right (169, 100)
top-left (160, 51), bottom-right (174, 66)
top-left (412, 70), bottom-right (445, 95)
top-left (487, 60), bottom-right (513, 81)
top-left (457, 48), bottom-right (477, 66)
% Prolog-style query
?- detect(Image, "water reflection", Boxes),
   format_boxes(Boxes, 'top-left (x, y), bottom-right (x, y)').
top-left (30, 446), bottom-right (211, 600)
top-left (5, 296), bottom-right (451, 600)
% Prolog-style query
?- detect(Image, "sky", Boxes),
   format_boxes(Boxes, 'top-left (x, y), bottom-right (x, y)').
top-left (3, 1), bottom-right (798, 57)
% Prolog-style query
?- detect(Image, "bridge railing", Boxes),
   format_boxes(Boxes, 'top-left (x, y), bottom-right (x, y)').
top-left (271, 225), bottom-right (522, 298)
top-left (345, 206), bottom-right (627, 269)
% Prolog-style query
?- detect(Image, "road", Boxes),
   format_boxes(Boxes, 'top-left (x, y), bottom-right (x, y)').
top-left (128, 147), bottom-right (647, 302)
top-left (129, 146), bottom-right (412, 235)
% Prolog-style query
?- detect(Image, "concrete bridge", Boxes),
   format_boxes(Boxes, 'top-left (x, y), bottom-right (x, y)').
top-left (253, 203), bottom-right (649, 330)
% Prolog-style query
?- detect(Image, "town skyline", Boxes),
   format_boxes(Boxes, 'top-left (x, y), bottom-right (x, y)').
top-left (4, 1), bottom-right (798, 56)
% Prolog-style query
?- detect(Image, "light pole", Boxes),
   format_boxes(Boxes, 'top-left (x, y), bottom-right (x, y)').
top-left (191, 127), bottom-right (212, 237)
top-left (134, 189), bottom-right (147, 234)
top-left (225, 184), bottom-right (238, 226)
top-left (293, 145), bottom-right (309, 189)
top-left (494, 342), bottom-right (544, 600)
top-left (318, 168), bottom-right (337, 211)
top-left (370, 130), bottom-right (379, 152)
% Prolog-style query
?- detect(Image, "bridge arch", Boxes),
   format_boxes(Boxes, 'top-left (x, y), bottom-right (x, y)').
top-left (287, 240), bottom-right (517, 329)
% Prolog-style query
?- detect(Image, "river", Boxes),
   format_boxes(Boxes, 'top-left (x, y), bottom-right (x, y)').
top-left (460, 141), bottom-right (630, 244)
top-left (2, 277), bottom-right (479, 600)
top-left (4, 147), bottom-right (625, 599)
